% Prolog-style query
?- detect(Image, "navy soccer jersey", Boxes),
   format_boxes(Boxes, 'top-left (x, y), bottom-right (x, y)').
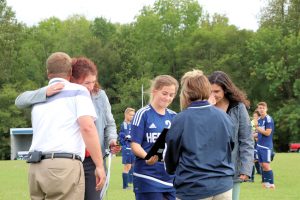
top-left (257, 115), bottom-right (274, 149)
top-left (119, 122), bottom-right (135, 164)
top-left (119, 122), bottom-right (132, 149)
top-left (131, 104), bottom-right (176, 193)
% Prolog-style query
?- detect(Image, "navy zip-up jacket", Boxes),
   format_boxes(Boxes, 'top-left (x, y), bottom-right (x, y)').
top-left (165, 101), bottom-right (235, 200)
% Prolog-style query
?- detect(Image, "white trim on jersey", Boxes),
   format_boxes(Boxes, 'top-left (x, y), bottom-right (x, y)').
top-left (166, 108), bottom-right (177, 115)
top-left (133, 105), bottom-right (151, 126)
top-left (266, 115), bottom-right (272, 123)
top-left (123, 121), bottom-right (128, 129)
top-left (257, 144), bottom-right (271, 149)
top-left (133, 172), bottom-right (173, 187)
top-left (267, 149), bottom-right (271, 162)
top-left (188, 105), bottom-right (212, 109)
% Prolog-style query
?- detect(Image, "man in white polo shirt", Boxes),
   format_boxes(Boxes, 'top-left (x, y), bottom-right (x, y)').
top-left (21, 52), bottom-right (106, 200)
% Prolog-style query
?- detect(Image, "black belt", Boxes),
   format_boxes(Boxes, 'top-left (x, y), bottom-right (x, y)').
top-left (41, 153), bottom-right (81, 161)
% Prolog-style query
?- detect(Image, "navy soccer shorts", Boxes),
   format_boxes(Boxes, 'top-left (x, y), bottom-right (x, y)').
top-left (122, 149), bottom-right (135, 164)
top-left (257, 148), bottom-right (272, 163)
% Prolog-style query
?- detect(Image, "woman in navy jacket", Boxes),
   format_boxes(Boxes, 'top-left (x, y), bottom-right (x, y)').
top-left (165, 69), bottom-right (235, 200)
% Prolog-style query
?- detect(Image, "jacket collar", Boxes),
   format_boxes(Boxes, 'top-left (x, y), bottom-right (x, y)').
top-left (188, 100), bottom-right (210, 108)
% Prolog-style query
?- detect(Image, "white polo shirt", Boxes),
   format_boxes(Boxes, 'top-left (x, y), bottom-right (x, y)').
top-left (29, 78), bottom-right (97, 160)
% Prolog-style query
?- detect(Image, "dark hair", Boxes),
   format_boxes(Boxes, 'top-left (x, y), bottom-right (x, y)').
top-left (71, 57), bottom-right (100, 94)
top-left (208, 71), bottom-right (250, 108)
top-left (253, 110), bottom-right (260, 116)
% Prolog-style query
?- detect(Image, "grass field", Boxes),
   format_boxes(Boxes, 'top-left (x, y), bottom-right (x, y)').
top-left (0, 153), bottom-right (299, 200)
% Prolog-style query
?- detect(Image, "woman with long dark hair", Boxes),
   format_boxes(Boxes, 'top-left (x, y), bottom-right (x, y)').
top-left (208, 71), bottom-right (254, 200)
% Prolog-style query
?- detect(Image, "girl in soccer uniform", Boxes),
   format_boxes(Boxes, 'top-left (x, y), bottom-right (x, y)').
top-left (131, 75), bottom-right (179, 200)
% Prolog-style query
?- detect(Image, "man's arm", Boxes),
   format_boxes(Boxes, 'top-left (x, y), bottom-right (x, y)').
top-left (78, 115), bottom-right (106, 190)
top-left (253, 117), bottom-right (272, 136)
top-left (256, 126), bottom-right (272, 136)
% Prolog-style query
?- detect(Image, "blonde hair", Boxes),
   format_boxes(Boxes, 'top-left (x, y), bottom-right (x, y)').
top-left (124, 107), bottom-right (135, 114)
top-left (150, 75), bottom-right (179, 102)
top-left (257, 102), bottom-right (267, 108)
top-left (180, 69), bottom-right (211, 110)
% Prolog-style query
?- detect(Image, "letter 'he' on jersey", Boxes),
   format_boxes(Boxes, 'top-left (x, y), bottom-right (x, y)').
top-left (144, 128), bottom-right (168, 161)
top-left (131, 105), bottom-right (176, 153)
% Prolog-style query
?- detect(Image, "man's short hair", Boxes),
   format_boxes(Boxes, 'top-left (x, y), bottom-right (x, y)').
top-left (46, 52), bottom-right (72, 76)
top-left (257, 102), bottom-right (268, 107)
top-left (124, 107), bottom-right (135, 114)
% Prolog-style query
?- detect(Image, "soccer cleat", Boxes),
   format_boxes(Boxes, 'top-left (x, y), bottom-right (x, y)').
top-left (123, 186), bottom-right (132, 190)
top-left (262, 182), bottom-right (275, 189)
top-left (262, 182), bottom-right (270, 188)
top-left (269, 184), bottom-right (275, 189)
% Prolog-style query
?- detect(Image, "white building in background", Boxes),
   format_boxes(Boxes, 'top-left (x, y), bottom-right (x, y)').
top-left (10, 128), bottom-right (32, 160)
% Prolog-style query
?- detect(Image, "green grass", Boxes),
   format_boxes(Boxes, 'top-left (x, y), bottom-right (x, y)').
top-left (0, 153), bottom-right (299, 200)
top-left (240, 153), bottom-right (300, 200)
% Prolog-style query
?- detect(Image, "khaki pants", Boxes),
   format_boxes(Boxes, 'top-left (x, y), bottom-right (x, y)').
top-left (28, 158), bottom-right (84, 200)
top-left (176, 189), bottom-right (232, 200)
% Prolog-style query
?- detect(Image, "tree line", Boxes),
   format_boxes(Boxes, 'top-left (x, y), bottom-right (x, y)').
top-left (0, 0), bottom-right (299, 159)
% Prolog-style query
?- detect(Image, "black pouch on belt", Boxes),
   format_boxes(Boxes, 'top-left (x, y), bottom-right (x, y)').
top-left (26, 151), bottom-right (43, 163)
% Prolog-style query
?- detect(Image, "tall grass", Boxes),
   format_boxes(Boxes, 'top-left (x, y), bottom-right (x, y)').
top-left (0, 153), bottom-right (299, 200)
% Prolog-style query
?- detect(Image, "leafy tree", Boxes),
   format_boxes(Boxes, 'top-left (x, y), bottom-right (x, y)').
top-left (0, 84), bottom-right (30, 159)
top-left (90, 17), bottom-right (116, 44)
top-left (246, 0), bottom-right (300, 150)
top-left (0, 0), bottom-right (24, 85)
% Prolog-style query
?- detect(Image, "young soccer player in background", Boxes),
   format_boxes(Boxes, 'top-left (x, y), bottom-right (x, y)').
top-left (119, 107), bottom-right (135, 189)
top-left (254, 102), bottom-right (275, 189)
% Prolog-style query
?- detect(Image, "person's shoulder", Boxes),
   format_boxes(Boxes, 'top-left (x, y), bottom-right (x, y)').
top-left (97, 89), bottom-right (107, 97)
top-left (66, 82), bottom-right (90, 95)
top-left (171, 109), bottom-right (185, 121)
top-left (122, 121), bottom-right (128, 128)
top-left (211, 106), bottom-right (233, 122)
top-left (237, 102), bottom-right (247, 108)
top-left (68, 82), bottom-right (87, 91)
top-left (266, 115), bottom-right (274, 123)
top-left (228, 102), bottom-right (249, 116)
top-left (229, 101), bottom-right (246, 111)
top-left (136, 105), bottom-right (151, 114)
top-left (210, 105), bottom-right (226, 115)
top-left (132, 105), bottom-right (151, 121)
top-left (166, 108), bottom-right (177, 116)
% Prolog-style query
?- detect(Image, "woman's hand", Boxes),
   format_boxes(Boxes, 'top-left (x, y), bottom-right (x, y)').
top-left (145, 155), bottom-right (159, 165)
top-left (208, 94), bottom-right (216, 105)
top-left (47, 82), bottom-right (65, 96)
top-left (109, 139), bottom-right (121, 154)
